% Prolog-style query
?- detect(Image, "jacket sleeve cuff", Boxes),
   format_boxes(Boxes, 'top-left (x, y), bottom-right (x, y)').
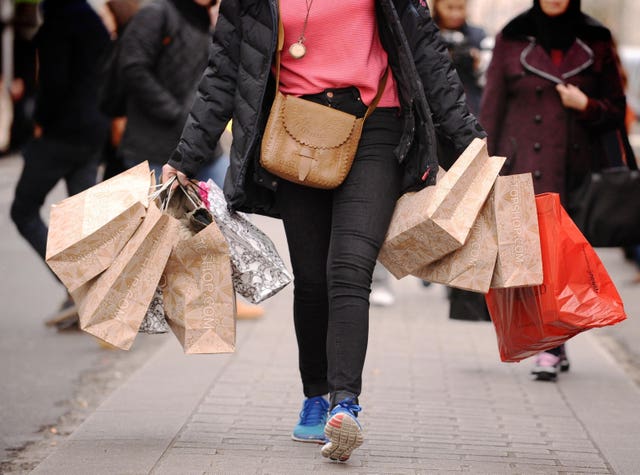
top-left (168, 148), bottom-right (201, 178)
top-left (578, 98), bottom-right (600, 122)
top-left (456, 125), bottom-right (487, 154)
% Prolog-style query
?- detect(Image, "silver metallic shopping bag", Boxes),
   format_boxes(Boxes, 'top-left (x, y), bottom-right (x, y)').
top-left (204, 180), bottom-right (292, 303)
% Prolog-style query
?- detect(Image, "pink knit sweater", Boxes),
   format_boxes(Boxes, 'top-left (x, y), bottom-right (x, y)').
top-left (278, 0), bottom-right (400, 108)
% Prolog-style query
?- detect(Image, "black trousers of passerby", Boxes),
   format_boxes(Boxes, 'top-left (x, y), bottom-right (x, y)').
top-left (275, 88), bottom-right (403, 407)
top-left (10, 136), bottom-right (100, 262)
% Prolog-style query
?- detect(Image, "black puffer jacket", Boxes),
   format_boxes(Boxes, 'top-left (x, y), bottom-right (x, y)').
top-left (169, 0), bottom-right (486, 217)
top-left (118, 0), bottom-right (221, 165)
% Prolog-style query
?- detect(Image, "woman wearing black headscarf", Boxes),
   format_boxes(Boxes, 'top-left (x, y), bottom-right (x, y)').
top-left (480, 0), bottom-right (626, 381)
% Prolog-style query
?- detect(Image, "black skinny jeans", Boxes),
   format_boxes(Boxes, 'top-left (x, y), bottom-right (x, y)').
top-left (275, 88), bottom-right (403, 407)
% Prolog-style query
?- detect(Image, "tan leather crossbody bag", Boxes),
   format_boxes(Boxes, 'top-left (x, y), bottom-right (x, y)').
top-left (260, 11), bottom-right (388, 189)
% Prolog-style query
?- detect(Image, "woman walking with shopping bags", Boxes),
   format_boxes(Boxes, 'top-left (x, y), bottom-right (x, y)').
top-left (163, 0), bottom-right (485, 462)
top-left (480, 0), bottom-right (626, 381)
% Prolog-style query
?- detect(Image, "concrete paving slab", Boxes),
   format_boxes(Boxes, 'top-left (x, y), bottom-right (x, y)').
top-left (32, 439), bottom-right (170, 475)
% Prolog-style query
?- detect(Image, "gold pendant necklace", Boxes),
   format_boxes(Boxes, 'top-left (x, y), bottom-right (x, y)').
top-left (289, 0), bottom-right (314, 59)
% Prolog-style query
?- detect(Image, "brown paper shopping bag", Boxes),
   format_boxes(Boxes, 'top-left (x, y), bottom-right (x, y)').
top-left (379, 138), bottom-right (505, 278)
top-left (490, 174), bottom-right (543, 288)
top-left (46, 161), bottom-right (151, 292)
top-left (71, 202), bottom-right (179, 350)
top-left (161, 185), bottom-right (236, 354)
top-left (413, 187), bottom-right (498, 293)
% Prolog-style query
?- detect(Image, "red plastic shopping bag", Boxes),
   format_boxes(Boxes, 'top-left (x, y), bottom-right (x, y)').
top-left (485, 193), bottom-right (626, 362)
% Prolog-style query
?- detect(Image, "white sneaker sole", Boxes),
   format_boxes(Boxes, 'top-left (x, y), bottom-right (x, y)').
top-left (321, 412), bottom-right (364, 462)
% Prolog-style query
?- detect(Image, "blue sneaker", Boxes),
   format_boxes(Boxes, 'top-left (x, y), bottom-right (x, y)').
top-left (321, 398), bottom-right (364, 462)
top-left (292, 396), bottom-right (330, 443)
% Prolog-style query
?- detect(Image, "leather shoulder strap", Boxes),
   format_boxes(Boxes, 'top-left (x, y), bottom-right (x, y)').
top-left (364, 67), bottom-right (389, 120)
top-left (275, 1), bottom-right (284, 86)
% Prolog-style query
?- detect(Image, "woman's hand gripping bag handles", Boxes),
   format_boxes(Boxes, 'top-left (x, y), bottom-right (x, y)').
top-left (160, 183), bottom-right (236, 354)
top-left (485, 193), bottom-right (627, 362)
top-left (45, 162), bottom-right (152, 292)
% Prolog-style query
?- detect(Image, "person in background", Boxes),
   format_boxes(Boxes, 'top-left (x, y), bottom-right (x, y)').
top-left (432, 0), bottom-right (487, 115)
top-left (116, 0), bottom-right (228, 184)
top-left (10, 0), bottom-right (111, 329)
top-left (7, 0), bottom-right (39, 155)
top-left (98, 0), bottom-right (141, 180)
top-left (480, 0), bottom-right (626, 381)
top-left (431, 0), bottom-right (491, 321)
top-left (163, 0), bottom-right (485, 462)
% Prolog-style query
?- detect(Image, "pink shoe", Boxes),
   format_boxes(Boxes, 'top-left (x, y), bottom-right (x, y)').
top-left (531, 352), bottom-right (560, 381)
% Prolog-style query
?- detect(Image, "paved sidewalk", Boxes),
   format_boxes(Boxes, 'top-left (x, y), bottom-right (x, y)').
top-left (32, 217), bottom-right (640, 475)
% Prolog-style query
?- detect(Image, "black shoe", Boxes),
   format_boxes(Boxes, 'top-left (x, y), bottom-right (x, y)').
top-left (558, 347), bottom-right (570, 372)
top-left (45, 297), bottom-right (80, 330)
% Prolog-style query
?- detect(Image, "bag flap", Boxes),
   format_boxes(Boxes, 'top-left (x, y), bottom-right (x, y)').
top-left (281, 94), bottom-right (358, 149)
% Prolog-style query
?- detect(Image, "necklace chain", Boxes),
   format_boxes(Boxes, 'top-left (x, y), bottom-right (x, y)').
top-left (288, 0), bottom-right (314, 59)
top-left (298, 0), bottom-right (314, 43)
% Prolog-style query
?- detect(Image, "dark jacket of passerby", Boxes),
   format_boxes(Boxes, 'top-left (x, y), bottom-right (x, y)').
top-left (117, 0), bottom-right (220, 167)
top-left (168, 0), bottom-right (486, 218)
top-left (33, 0), bottom-right (110, 146)
top-left (479, 3), bottom-right (626, 201)
top-left (439, 23), bottom-right (486, 115)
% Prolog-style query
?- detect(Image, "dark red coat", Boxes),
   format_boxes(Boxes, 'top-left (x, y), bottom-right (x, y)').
top-left (479, 11), bottom-right (625, 201)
